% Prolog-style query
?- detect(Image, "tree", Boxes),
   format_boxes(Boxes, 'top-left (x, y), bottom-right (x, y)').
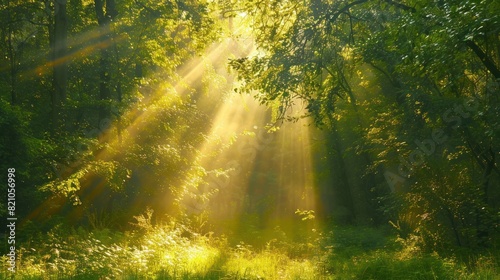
top-left (230, 0), bottom-right (499, 244)
top-left (94, 0), bottom-right (117, 124)
top-left (51, 0), bottom-right (68, 132)
top-left (29, 0), bottom-right (224, 226)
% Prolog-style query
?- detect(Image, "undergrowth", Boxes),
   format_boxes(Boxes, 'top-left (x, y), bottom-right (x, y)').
top-left (1, 214), bottom-right (498, 279)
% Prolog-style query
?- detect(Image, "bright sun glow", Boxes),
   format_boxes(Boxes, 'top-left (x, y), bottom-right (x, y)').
top-left (26, 12), bottom-right (318, 241)
top-left (8, 0), bottom-right (495, 278)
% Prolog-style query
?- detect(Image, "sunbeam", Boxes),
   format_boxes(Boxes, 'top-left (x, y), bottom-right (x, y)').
top-left (6, 0), bottom-right (497, 278)
top-left (25, 15), bottom-right (257, 224)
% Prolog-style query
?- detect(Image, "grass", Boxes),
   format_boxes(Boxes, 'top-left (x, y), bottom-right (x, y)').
top-left (1, 220), bottom-right (498, 279)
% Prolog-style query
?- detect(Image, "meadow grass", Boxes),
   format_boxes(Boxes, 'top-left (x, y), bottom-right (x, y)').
top-left (1, 222), bottom-right (498, 279)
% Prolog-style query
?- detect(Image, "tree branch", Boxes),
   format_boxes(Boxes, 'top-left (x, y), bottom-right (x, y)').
top-left (383, 0), bottom-right (416, 12)
top-left (327, 0), bottom-right (368, 24)
top-left (466, 40), bottom-right (500, 82)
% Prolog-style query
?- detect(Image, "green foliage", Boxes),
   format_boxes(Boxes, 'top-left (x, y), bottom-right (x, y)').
top-left (0, 0), bottom-right (499, 278)
top-left (2, 224), bottom-right (497, 279)
top-left (40, 160), bottom-right (130, 198)
top-left (0, 0), bottom-right (228, 228)
top-left (322, 226), bottom-right (390, 255)
top-left (295, 209), bottom-right (316, 221)
top-left (230, 0), bottom-right (500, 254)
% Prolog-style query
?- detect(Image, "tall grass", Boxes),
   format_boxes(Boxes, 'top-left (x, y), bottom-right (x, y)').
top-left (1, 220), bottom-right (497, 279)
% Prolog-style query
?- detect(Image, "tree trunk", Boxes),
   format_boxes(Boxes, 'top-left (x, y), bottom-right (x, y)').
top-left (328, 120), bottom-right (355, 224)
top-left (5, 0), bottom-right (17, 105)
top-left (51, 0), bottom-right (68, 132)
top-left (95, 0), bottom-right (118, 125)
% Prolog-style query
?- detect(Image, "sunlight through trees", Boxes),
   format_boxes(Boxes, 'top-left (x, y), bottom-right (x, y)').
top-left (0, 0), bottom-right (498, 278)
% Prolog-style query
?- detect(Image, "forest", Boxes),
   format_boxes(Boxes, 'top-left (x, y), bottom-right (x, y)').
top-left (0, 0), bottom-right (499, 278)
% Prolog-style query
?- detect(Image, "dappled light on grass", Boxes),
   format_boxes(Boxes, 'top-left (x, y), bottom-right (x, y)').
top-left (6, 221), bottom-right (497, 279)
top-left (224, 248), bottom-right (318, 279)
top-left (130, 227), bottom-right (221, 276)
top-left (182, 245), bottom-right (220, 273)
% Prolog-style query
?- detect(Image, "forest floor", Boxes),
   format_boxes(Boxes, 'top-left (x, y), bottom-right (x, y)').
top-left (1, 217), bottom-right (498, 279)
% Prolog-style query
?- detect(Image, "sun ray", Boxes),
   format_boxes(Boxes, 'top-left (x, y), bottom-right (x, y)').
top-left (26, 13), bottom-right (321, 239)
top-left (20, 26), bottom-right (119, 78)
top-left (26, 18), bottom-right (255, 223)
top-left (32, 34), bottom-right (127, 77)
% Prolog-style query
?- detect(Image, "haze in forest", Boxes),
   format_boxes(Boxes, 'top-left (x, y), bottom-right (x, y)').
top-left (0, 0), bottom-right (499, 278)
